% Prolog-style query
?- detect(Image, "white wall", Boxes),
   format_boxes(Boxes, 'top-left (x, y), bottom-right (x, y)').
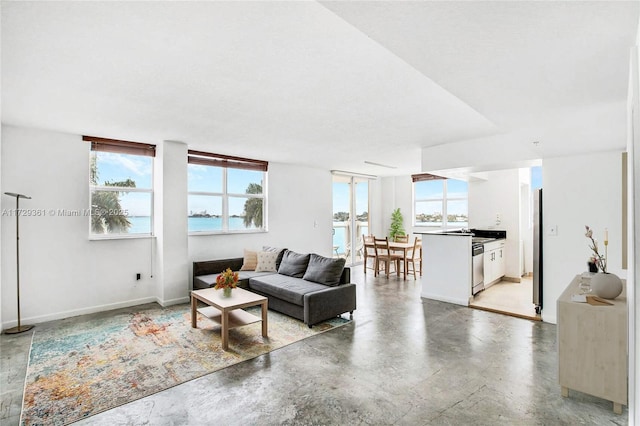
top-left (378, 175), bottom-right (420, 240)
top-left (630, 134), bottom-right (638, 426)
top-left (519, 167), bottom-right (534, 275)
top-left (378, 176), bottom-right (413, 238)
top-left (156, 140), bottom-right (189, 305)
top-left (1, 126), bottom-right (159, 327)
top-left (0, 123), bottom-right (3, 328)
top-left (1, 125), bottom-right (333, 329)
top-left (369, 177), bottom-right (383, 237)
top-left (468, 169), bottom-right (521, 279)
top-left (542, 150), bottom-right (624, 324)
top-left (628, 29), bottom-right (640, 426)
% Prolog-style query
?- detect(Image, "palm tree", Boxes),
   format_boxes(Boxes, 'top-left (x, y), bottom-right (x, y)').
top-left (90, 155), bottom-right (135, 234)
top-left (243, 183), bottom-right (263, 228)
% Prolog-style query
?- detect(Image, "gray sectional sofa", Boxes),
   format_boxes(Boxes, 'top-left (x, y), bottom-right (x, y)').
top-left (193, 248), bottom-right (356, 327)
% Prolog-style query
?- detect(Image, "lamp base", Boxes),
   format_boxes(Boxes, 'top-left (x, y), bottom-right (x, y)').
top-left (4, 324), bottom-right (34, 334)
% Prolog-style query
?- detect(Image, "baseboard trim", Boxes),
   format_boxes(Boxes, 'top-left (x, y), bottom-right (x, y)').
top-left (502, 276), bottom-right (522, 283)
top-left (421, 293), bottom-right (469, 307)
top-left (1, 296), bottom-right (159, 330)
top-left (157, 296), bottom-right (190, 307)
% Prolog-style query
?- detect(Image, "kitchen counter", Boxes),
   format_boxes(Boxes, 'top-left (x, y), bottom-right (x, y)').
top-left (416, 231), bottom-right (472, 306)
top-left (416, 229), bottom-right (507, 306)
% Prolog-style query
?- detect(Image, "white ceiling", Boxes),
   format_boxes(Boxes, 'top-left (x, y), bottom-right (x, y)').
top-left (2, 1), bottom-right (639, 177)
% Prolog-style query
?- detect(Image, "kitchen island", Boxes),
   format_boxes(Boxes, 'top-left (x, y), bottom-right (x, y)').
top-left (416, 229), bottom-right (507, 306)
top-left (416, 231), bottom-right (472, 306)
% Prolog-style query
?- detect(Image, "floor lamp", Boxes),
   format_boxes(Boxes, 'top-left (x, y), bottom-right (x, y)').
top-left (4, 192), bottom-right (34, 334)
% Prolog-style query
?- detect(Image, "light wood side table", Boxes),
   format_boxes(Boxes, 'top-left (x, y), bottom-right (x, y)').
top-left (191, 287), bottom-right (268, 351)
top-left (557, 275), bottom-right (627, 414)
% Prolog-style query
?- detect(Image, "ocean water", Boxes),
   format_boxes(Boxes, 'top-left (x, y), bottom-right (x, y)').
top-left (127, 217), bottom-right (368, 252)
top-left (126, 216), bottom-right (255, 234)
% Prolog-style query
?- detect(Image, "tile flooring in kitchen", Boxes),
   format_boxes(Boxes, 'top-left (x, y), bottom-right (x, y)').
top-left (470, 276), bottom-right (541, 321)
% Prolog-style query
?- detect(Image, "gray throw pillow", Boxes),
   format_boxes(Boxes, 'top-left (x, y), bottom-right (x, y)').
top-left (262, 246), bottom-right (287, 270)
top-left (277, 250), bottom-right (311, 278)
top-left (302, 253), bottom-right (346, 287)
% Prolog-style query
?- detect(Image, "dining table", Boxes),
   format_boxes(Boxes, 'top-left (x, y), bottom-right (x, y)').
top-left (364, 240), bottom-right (422, 280)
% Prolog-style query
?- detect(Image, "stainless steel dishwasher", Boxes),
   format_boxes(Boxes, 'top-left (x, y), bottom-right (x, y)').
top-left (472, 243), bottom-right (484, 295)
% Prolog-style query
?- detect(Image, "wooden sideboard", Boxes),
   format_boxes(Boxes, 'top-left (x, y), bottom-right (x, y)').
top-left (557, 275), bottom-right (627, 414)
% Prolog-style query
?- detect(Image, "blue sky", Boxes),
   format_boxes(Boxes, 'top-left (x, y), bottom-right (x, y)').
top-left (94, 155), bottom-right (265, 217)
top-left (94, 152), bottom-right (152, 188)
top-left (333, 180), bottom-right (369, 216)
top-left (531, 166), bottom-right (542, 189)
top-left (187, 165), bottom-right (263, 215)
top-left (94, 152), bottom-right (152, 216)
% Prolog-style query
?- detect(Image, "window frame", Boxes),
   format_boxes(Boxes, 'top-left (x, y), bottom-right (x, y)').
top-left (412, 174), bottom-right (468, 230)
top-left (188, 151), bottom-right (268, 235)
top-left (85, 136), bottom-right (155, 240)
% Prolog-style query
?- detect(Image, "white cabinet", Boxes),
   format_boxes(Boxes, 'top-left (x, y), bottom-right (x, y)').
top-left (483, 239), bottom-right (505, 287)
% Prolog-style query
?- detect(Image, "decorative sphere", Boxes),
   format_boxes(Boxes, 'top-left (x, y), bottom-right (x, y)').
top-left (591, 272), bottom-right (623, 299)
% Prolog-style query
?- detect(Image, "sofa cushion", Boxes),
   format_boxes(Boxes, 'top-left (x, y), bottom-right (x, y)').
top-left (278, 250), bottom-right (311, 278)
top-left (255, 251), bottom-right (278, 272)
top-left (237, 271), bottom-right (275, 280)
top-left (240, 249), bottom-right (258, 271)
top-left (249, 274), bottom-right (328, 306)
top-left (262, 246), bottom-right (286, 269)
top-left (302, 254), bottom-right (346, 287)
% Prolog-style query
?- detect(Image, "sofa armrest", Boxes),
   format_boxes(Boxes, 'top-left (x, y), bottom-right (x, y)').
top-left (193, 258), bottom-right (244, 289)
top-left (193, 258), bottom-right (244, 277)
top-left (339, 267), bottom-right (351, 285)
top-left (303, 283), bottom-right (356, 326)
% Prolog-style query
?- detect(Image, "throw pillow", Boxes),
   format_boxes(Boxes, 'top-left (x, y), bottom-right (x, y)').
top-left (277, 250), bottom-right (311, 278)
top-left (262, 245), bottom-right (287, 269)
top-left (255, 251), bottom-right (278, 272)
top-left (302, 253), bottom-right (346, 287)
top-left (240, 249), bottom-right (258, 271)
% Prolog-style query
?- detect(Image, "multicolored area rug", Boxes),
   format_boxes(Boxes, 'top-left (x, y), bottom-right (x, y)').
top-left (21, 303), bottom-right (350, 425)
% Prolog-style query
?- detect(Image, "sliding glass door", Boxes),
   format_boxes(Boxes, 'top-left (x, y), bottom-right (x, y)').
top-left (332, 174), bottom-right (369, 266)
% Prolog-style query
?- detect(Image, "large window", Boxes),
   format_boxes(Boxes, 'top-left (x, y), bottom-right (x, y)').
top-left (413, 174), bottom-right (468, 229)
top-left (85, 136), bottom-right (155, 237)
top-left (188, 150), bottom-right (267, 233)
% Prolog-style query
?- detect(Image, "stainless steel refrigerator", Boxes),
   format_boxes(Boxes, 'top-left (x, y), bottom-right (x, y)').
top-left (533, 188), bottom-right (543, 314)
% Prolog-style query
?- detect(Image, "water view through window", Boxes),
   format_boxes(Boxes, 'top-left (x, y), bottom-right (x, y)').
top-left (332, 176), bottom-right (369, 264)
top-left (90, 151), bottom-right (153, 235)
top-left (187, 163), bottom-right (265, 233)
top-left (414, 179), bottom-right (468, 228)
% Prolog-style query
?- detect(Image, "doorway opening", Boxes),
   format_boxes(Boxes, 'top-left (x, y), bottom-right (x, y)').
top-left (468, 165), bottom-right (543, 321)
top-left (332, 174), bottom-right (369, 266)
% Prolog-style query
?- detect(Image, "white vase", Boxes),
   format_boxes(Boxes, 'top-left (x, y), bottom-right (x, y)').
top-left (591, 272), bottom-right (623, 299)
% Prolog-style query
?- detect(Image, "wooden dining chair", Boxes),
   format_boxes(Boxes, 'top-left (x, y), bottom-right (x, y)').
top-left (394, 234), bottom-right (409, 243)
top-left (373, 237), bottom-right (402, 278)
top-left (391, 234), bottom-right (410, 260)
top-left (363, 234), bottom-right (376, 274)
top-left (405, 237), bottom-right (422, 279)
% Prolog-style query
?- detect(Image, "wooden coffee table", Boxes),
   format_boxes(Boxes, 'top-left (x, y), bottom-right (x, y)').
top-left (191, 287), bottom-right (268, 350)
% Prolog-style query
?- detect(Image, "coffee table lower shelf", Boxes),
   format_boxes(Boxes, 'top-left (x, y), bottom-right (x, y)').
top-left (197, 306), bottom-right (262, 328)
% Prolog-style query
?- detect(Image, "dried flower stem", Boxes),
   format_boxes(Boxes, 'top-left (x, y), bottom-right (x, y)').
top-left (585, 225), bottom-right (606, 273)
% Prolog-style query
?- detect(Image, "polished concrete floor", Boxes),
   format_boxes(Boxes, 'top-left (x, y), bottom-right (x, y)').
top-left (1, 268), bottom-right (627, 425)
